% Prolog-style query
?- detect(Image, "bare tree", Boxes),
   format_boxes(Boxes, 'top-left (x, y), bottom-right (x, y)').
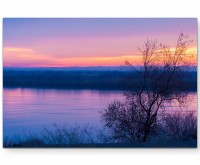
top-left (102, 33), bottom-right (193, 142)
top-left (101, 100), bottom-right (146, 142)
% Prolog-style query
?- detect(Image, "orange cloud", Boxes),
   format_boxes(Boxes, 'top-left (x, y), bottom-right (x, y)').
top-left (52, 55), bottom-right (142, 67)
top-left (4, 47), bottom-right (33, 53)
top-left (3, 47), bottom-right (56, 67)
top-left (3, 46), bottom-right (142, 67)
top-left (3, 46), bottom-right (197, 67)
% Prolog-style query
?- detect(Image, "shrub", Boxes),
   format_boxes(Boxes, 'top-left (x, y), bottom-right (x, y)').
top-left (101, 100), bottom-right (152, 142)
top-left (162, 112), bottom-right (197, 140)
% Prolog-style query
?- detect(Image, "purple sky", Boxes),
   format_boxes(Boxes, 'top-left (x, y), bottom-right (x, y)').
top-left (3, 18), bottom-right (197, 67)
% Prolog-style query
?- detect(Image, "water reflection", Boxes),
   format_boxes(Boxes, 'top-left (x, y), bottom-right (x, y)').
top-left (3, 88), bottom-right (124, 137)
top-left (3, 88), bottom-right (197, 138)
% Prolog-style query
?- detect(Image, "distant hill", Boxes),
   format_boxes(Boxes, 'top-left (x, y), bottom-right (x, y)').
top-left (3, 65), bottom-right (197, 71)
top-left (3, 66), bottom-right (126, 71)
top-left (3, 67), bottom-right (197, 90)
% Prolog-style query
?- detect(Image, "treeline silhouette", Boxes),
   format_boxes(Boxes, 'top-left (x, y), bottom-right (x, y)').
top-left (3, 69), bottom-right (197, 90)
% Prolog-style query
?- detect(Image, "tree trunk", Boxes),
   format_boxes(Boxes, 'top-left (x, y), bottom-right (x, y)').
top-left (142, 126), bottom-right (149, 142)
top-left (143, 116), bottom-right (150, 142)
top-left (142, 134), bottom-right (147, 142)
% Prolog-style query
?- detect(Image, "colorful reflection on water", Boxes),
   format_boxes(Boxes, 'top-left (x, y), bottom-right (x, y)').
top-left (3, 88), bottom-right (197, 138)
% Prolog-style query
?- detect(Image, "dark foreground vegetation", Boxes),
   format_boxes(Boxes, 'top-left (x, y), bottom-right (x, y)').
top-left (100, 33), bottom-right (197, 143)
top-left (3, 112), bottom-right (197, 148)
top-left (3, 69), bottom-right (197, 90)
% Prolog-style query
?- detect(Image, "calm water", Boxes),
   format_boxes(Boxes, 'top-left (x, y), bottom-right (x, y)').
top-left (3, 88), bottom-right (197, 138)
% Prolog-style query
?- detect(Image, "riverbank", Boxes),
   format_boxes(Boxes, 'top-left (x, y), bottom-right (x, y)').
top-left (3, 69), bottom-right (197, 90)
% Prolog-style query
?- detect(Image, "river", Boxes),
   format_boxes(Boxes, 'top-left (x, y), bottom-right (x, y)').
top-left (3, 88), bottom-right (197, 138)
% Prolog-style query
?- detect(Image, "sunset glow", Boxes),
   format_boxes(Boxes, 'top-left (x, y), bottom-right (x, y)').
top-left (3, 18), bottom-right (197, 148)
top-left (3, 18), bottom-right (197, 67)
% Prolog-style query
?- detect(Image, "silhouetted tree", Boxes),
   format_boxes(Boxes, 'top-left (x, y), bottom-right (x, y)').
top-left (101, 100), bottom-right (146, 142)
top-left (102, 33), bottom-right (193, 142)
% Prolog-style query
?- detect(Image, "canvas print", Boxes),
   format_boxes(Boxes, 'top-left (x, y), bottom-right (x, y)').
top-left (3, 18), bottom-right (197, 148)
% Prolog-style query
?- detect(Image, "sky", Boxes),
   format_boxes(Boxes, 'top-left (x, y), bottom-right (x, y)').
top-left (3, 18), bottom-right (197, 67)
